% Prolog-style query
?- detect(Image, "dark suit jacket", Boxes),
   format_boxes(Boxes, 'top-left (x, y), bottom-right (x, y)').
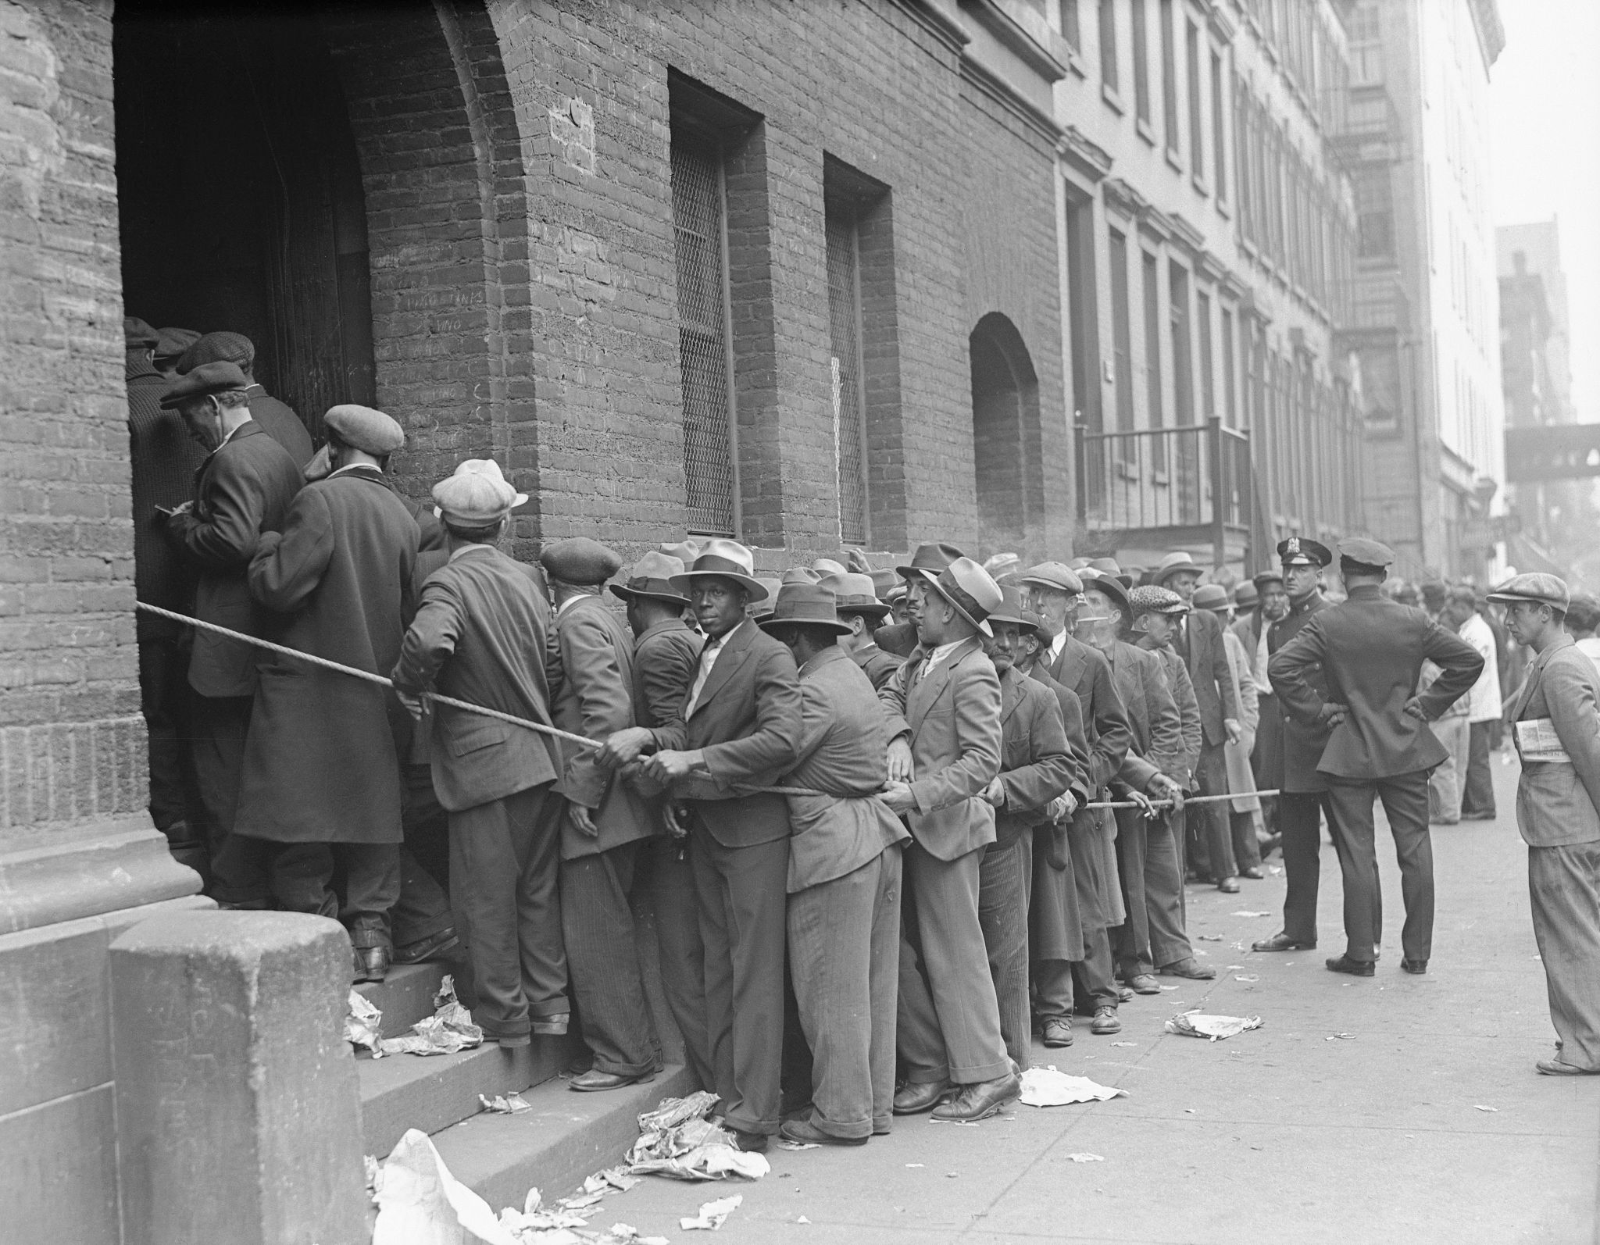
top-left (128, 353), bottom-right (206, 641)
top-left (392, 544), bottom-right (563, 812)
top-left (1047, 634), bottom-right (1133, 794)
top-left (850, 641), bottom-right (903, 692)
top-left (1260, 592), bottom-right (1333, 792)
top-left (879, 636), bottom-right (1003, 861)
top-left (551, 595), bottom-right (653, 859)
top-left (245, 387), bottom-right (314, 468)
top-left (632, 618), bottom-right (700, 729)
top-left (1028, 664), bottom-right (1092, 807)
top-left (166, 421), bottom-right (303, 698)
top-left (1147, 641), bottom-right (1202, 788)
top-left (1180, 607), bottom-right (1239, 746)
top-left (873, 619), bottom-right (918, 659)
top-left (1270, 584), bottom-right (1483, 781)
top-left (994, 666), bottom-right (1073, 847)
top-left (652, 618), bottom-right (803, 848)
top-left (1104, 639), bottom-right (1179, 793)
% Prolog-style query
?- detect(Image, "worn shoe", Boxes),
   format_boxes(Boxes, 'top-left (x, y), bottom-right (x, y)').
top-left (352, 943), bottom-right (391, 984)
top-left (1240, 866), bottom-right (1265, 880)
top-left (779, 1119), bottom-right (867, 1146)
top-left (1536, 1058), bottom-right (1600, 1076)
top-left (1325, 954), bottom-right (1375, 977)
top-left (570, 1068), bottom-right (656, 1093)
top-left (731, 1128), bottom-right (769, 1153)
top-left (1090, 1006), bottom-right (1122, 1035)
top-left (932, 1073), bottom-right (1020, 1122)
top-left (392, 928), bottom-right (460, 965)
top-left (1042, 1018), bottom-right (1074, 1048)
top-left (893, 1080), bottom-right (952, 1115)
top-left (1400, 958), bottom-right (1428, 975)
top-left (532, 1013), bottom-right (570, 1036)
top-left (1117, 984), bottom-right (1135, 1003)
top-left (1217, 876), bottom-right (1241, 893)
top-left (1157, 957), bottom-right (1216, 980)
top-left (1125, 973), bottom-right (1162, 995)
top-left (1252, 932), bottom-right (1315, 952)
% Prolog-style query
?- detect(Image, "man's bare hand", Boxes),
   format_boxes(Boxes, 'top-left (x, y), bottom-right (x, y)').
top-left (1045, 792), bottom-right (1078, 823)
top-left (662, 801), bottom-right (690, 840)
top-left (395, 690), bottom-right (425, 722)
top-left (600, 726), bottom-right (654, 767)
top-left (567, 802), bottom-right (599, 838)
top-left (643, 749), bottom-right (698, 783)
top-left (1402, 696), bottom-right (1428, 721)
top-left (1148, 775), bottom-right (1185, 811)
top-left (1225, 718), bottom-right (1243, 746)
top-left (886, 737), bottom-right (914, 783)
top-left (980, 778), bottom-right (1005, 807)
top-left (1317, 702), bottom-right (1350, 727)
top-left (880, 780), bottom-right (916, 815)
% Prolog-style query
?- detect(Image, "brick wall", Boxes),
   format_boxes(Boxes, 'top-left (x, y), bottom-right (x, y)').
top-left (0, 0), bottom-right (145, 835)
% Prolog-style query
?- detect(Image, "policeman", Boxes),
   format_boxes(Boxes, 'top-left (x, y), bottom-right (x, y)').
top-left (1270, 538), bottom-right (1482, 977)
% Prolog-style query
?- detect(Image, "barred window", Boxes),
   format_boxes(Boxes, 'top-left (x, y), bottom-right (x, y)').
top-left (670, 129), bottom-right (737, 537)
top-left (825, 199), bottom-right (869, 546)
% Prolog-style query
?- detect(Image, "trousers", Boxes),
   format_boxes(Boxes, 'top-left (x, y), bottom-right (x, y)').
top-left (1324, 771), bottom-right (1432, 962)
top-left (977, 830), bottom-right (1033, 1068)
top-left (220, 836), bottom-right (401, 940)
top-left (1463, 721), bottom-right (1497, 817)
top-left (1113, 808), bottom-right (1193, 975)
top-left (1528, 841), bottom-right (1600, 1070)
top-left (646, 834), bottom-right (713, 1090)
top-left (449, 784), bottom-right (568, 1041)
top-left (192, 693), bottom-right (252, 902)
top-left (138, 637), bottom-right (200, 838)
top-left (1190, 742), bottom-right (1237, 881)
top-left (1429, 716), bottom-right (1469, 824)
top-left (1278, 791), bottom-right (1330, 944)
top-left (898, 842), bottom-right (1010, 1086)
top-left (788, 846), bottom-right (902, 1139)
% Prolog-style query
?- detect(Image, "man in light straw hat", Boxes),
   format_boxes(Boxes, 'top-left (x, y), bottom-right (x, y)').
top-left (393, 459), bottom-right (572, 1041)
top-left (600, 538), bottom-right (802, 1152)
top-left (878, 544), bottom-right (1019, 1122)
top-left (821, 570), bottom-right (903, 691)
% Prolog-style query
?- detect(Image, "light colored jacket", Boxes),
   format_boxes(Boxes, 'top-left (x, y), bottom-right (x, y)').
top-left (1221, 629), bottom-right (1261, 812)
top-left (1510, 633), bottom-right (1600, 847)
top-left (1459, 612), bottom-right (1503, 723)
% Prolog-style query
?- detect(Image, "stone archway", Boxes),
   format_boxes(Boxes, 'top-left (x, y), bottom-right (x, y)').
top-left (969, 311), bottom-right (1045, 558)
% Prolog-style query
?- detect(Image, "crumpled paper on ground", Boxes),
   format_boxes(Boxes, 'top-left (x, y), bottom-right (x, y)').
top-left (480, 1093), bottom-right (531, 1115)
top-left (372, 1127), bottom-right (517, 1245)
top-left (1018, 1066), bottom-right (1127, 1107)
top-left (1165, 1010), bottom-right (1263, 1041)
top-left (345, 989), bottom-right (384, 1054)
top-left (379, 976), bottom-right (484, 1058)
top-left (681, 1194), bottom-right (743, 1230)
top-left (628, 1093), bottom-right (770, 1181)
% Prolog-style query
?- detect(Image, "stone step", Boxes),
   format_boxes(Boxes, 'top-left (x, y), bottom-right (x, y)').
top-left (359, 1033), bottom-right (580, 1158)
top-left (354, 961), bottom-right (450, 1038)
top-left (433, 1063), bottom-right (698, 1212)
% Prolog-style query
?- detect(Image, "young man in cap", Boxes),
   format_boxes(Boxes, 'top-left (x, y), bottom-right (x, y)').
top-left (980, 589), bottom-right (1078, 1060)
top-left (760, 582), bottom-right (908, 1144)
top-left (610, 551), bottom-right (712, 1092)
top-left (1197, 584), bottom-right (1265, 879)
top-left (1153, 552), bottom-right (1242, 892)
top-left (237, 403), bottom-right (418, 980)
top-left (877, 549), bottom-right (1018, 1121)
top-left (1271, 539), bottom-right (1482, 977)
top-left (393, 460), bottom-right (569, 1037)
top-left (160, 361), bottom-right (304, 900)
top-left (153, 327), bottom-right (200, 378)
top-left (541, 537), bottom-right (662, 1091)
top-left (600, 539), bottom-right (802, 1152)
top-left (822, 571), bottom-right (902, 691)
top-left (1490, 574), bottom-right (1600, 1074)
top-left (176, 330), bottom-right (313, 467)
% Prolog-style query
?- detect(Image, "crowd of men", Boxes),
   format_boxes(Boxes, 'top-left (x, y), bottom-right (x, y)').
top-left (125, 314), bottom-right (1600, 1161)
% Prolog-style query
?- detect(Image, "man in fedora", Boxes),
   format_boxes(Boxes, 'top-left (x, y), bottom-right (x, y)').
top-left (879, 546), bottom-right (1018, 1121)
top-left (760, 581), bottom-right (908, 1144)
top-left (1153, 552), bottom-right (1241, 892)
top-left (980, 588), bottom-right (1077, 1058)
top-left (1271, 539), bottom-right (1481, 977)
top-left (823, 571), bottom-right (902, 691)
top-left (392, 460), bottom-right (569, 1036)
top-left (601, 539), bottom-right (802, 1152)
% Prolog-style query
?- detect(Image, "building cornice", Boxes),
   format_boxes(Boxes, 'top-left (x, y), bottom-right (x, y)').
top-left (957, 56), bottom-right (1063, 143)
top-left (1167, 212), bottom-right (1207, 256)
top-left (896, 0), bottom-right (972, 56)
top-left (1103, 177), bottom-right (1150, 220)
top-left (964, 0), bottom-right (1072, 82)
top-left (1466, 0), bottom-right (1506, 70)
top-left (1059, 125), bottom-right (1113, 182)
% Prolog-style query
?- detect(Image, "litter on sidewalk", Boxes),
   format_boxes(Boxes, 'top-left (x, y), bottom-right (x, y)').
top-left (1067, 1153), bottom-right (1105, 1163)
top-left (681, 1194), bottom-right (743, 1230)
top-left (372, 1128), bottom-right (515, 1245)
top-left (1165, 1010), bottom-right (1263, 1041)
top-left (628, 1092), bottom-right (771, 1181)
top-left (354, 975), bottom-right (484, 1059)
top-left (345, 989), bottom-right (383, 1054)
top-left (1018, 1066), bottom-right (1127, 1107)
top-left (480, 1093), bottom-right (532, 1115)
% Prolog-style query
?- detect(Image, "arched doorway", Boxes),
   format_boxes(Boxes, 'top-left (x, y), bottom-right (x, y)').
top-left (969, 312), bottom-right (1044, 557)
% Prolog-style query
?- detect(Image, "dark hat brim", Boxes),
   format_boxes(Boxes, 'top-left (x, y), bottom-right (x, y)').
top-left (758, 617), bottom-right (855, 638)
top-left (985, 610), bottom-right (1037, 633)
top-left (609, 583), bottom-right (690, 608)
top-left (835, 599), bottom-right (891, 620)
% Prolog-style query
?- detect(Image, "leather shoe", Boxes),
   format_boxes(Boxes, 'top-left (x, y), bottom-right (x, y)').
top-left (1125, 974), bottom-right (1162, 995)
top-left (780, 1119), bottom-right (867, 1146)
top-left (1240, 866), bottom-right (1265, 880)
top-left (1157, 957), bottom-right (1216, 980)
top-left (532, 1012), bottom-right (570, 1036)
top-left (1252, 932), bottom-right (1315, 952)
top-left (932, 1073), bottom-right (1020, 1122)
top-left (731, 1128), bottom-right (769, 1153)
top-left (892, 1080), bottom-right (952, 1115)
top-left (570, 1068), bottom-right (656, 1093)
top-left (1400, 958), bottom-right (1428, 974)
top-left (352, 943), bottom-right (390, 984)
top-left (1042, 1018), bottom-right (1073, 1048)
top-left (1090, 1006), bottom-right (1122, 1035)
top-left (1217, 876), bottom-right (1241, 893)
top-left (1117, 984), bottom-right (1135, 1003)
top-left (1536, 1058), bottom-right (1600, 1076)
top-left (393, 928), bottom-right (460, 965)
top-left (1325, 954), bottom-right (1375, 977)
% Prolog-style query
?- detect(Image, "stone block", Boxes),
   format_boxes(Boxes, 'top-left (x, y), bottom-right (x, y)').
top-left (111, 910), bottom-right (366, 1245)
top-left (0, 1082), bottom-right (119, 1245)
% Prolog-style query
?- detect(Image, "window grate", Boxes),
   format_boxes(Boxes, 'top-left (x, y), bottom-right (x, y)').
top-left (826, 206), bottom-right (869, 546)
top-left (671, 131), bottom-right (736, 537)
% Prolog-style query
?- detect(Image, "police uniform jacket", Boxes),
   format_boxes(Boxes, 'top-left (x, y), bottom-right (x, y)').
top-left (391, 543), bottom-right (562, 813)
top-left (849, 641), bottom-right (903, 692)
top-left (1508, 633), bottom-right (1600, 847)
top-left (552, 594), bottom-right (653, 860)
top-left (783, 645), bottom-right (908, 893)
top-left (1270, 584), bottom-right (1483, 781)
top-left (1259, 592), bottom-right (1333, 792)
top-left (166, 421), bottom-right (303, 698)
top-left (237, 466), bottom-right (416, 843)
top-left (879, 635), bottom-right (1003, 861)
top-left (994, 665), bottom-right (1074, 848)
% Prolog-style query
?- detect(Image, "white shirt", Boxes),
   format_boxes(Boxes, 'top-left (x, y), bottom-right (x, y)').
top-left (1256, 622), bottom-right (1271, 688)
top-left (1577, 636), bottom-right (1600, 668)
top-left (923, 638), bottom-right (966, 673)
top-left (1048, 628), bottom-right (1067, 667)
top-left (682, 631), bottom-right (729, 718)
top-left (1458, 612), bottom-right (1502, 723)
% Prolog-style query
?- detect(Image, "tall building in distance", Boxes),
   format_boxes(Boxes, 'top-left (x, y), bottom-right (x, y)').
top-left (1340, 0), bottom-right (1506, 580)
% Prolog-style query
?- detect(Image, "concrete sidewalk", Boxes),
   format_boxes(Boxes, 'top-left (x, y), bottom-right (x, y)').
top-left (542, 758), bottom-right (1599, 1243)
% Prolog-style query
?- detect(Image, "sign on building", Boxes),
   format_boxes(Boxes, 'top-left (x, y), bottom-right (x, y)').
top-left (1504, 424), bottom-right (1600, 483)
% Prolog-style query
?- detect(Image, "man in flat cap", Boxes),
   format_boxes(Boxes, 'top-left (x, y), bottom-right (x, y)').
top-left (877, 547), bottom-right (1018, 1122)
top-left (823, 571), bottom-right (902, 691)
top-left (393, 460), bottom-right (570, 1039)
top-left (611, 552), bottom-right (712, 1092)
top-left (600, 539), bottom-right (802, 1152)
top-left (160, 361), bottom-right (304, 899)
top-left (1490, 573), bottom-right (1600, 1074)
top-left (1271, 539), bottom-right (1482, 977)
top-left (760, 582), bottom-right (907, 1145)
top-left (541, 537), bottom-right (661, 1091)
top-left (234, 403), bottom-right (417, 980)
top-left (153, 327), bottom-right (200, 379)
top-left (177, 330), bottom-right (313, 467)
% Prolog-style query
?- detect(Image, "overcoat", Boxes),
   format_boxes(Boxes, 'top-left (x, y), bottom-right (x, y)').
top-left (1148, 642), bottom-right (1202, 788)
top-left (1032, 663), bottom-right (1117, 930)
top-left (128, 353), bottom-right (205, 641)
top-left (237, 466), bottom-right (416, 843)
top-left (1047, 634), bottom-right (1133, 792)
top-left (1221, 628), bottom-right (1261, 813)
top-left (1180, 608), bottom-right (1239, 744)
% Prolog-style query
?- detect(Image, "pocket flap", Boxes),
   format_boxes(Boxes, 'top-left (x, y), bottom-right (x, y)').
top-left (448, 719), bottom-right (512, 756)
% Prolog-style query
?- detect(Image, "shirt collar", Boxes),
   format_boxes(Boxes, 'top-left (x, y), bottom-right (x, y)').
top-left (799, 644), bottom-right (849, 677)
top-left (328, 462), bottom-right (383, 480)
top-left (448, 543), bottom-right (497, 563)
top-left (557, 591), bottom-right (599, 616)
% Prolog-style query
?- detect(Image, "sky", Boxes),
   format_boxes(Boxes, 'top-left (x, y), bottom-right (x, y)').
top-left (1489, 0), bottom-right (1600, 419)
